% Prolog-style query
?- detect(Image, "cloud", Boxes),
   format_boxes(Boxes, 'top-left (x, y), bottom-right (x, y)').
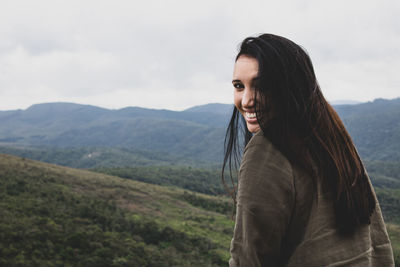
top-left (0, 0), bottom-right (399, 110)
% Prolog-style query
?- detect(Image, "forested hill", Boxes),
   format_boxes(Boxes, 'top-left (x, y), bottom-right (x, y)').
top-left (0, 153), bottom-right (234, 266)
top-left (0, 98), bottom-right (400, 164)
top-left (334, 98), bottom-right (400, 161)
top-left (1, 153), bottom-right (399, 266)
top-left (0, 102), bottom-right (229, 162)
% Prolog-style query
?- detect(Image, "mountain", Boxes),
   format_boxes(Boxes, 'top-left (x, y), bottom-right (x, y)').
top-left (329, 100), bottom-right (362, 105)
top-left (0, 153), bottom-right (233, 266)
top-left (0, 98), bottom-right (400, 164)
top-left (184, 103), bottom-right (234, 115)
top-left (335, 98), bottom-right (400, 161)
top-left (0, 102), bottom-right (230, 162)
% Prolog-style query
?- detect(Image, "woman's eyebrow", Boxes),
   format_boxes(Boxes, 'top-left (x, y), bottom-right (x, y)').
top-left (232, 79), bottom-right (241, 83)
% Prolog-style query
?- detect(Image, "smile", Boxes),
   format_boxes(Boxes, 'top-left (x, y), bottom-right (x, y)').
top-left (245, 112), bottom-right (256, 118)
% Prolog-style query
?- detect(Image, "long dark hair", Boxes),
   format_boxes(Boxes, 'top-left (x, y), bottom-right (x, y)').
top-left (222, 33), bottom-right (375, 234)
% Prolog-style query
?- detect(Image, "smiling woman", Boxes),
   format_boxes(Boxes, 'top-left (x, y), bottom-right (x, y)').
top-left (232, 55), bottom-right (261, 133)
top-left (222, 34), bottom-right (395, 266)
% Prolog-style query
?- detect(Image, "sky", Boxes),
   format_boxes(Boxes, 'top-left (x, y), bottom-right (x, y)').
top-left (0, 0), bottom-right (399, 111)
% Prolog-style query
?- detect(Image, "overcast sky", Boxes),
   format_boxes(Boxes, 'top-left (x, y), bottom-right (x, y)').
top-left (0, 0), bottom-right (399, 111)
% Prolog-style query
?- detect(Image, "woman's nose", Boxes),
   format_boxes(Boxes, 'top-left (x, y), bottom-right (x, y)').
top-left (242, 88), bottom-right (255, 108)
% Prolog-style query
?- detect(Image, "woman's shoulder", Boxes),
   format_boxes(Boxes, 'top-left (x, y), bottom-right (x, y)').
top-left (242, 130), bottom-right (293, 178)
top-left (239, 131), bottom-right (293, 184)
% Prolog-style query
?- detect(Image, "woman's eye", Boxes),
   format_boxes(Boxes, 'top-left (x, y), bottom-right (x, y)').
top-left (233, 83), bottom-right (244, 90)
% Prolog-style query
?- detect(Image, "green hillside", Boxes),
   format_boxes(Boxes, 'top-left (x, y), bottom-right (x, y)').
top-left (388, 223), bottom-right (400, 265)
top-left (1, 154), bottom-right (399, 266)
top-left (0, 154), bottom-right (233, 266)
top-left (335, 98), bottom-right (400, 162)
top-left (92, 166), bottom-right (224, 196)
top-left (0, 145), bottom-right (203, 168)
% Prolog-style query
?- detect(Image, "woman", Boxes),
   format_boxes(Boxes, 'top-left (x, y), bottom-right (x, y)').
top-left (223, 34), bottom-right (394, 266)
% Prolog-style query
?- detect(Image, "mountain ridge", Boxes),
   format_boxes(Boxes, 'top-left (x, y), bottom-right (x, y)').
top-left (1, 98), bottom-right (399, 163)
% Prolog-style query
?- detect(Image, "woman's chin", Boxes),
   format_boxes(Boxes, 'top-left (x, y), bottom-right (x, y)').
top-left (247, 123), bottom-right (260, 133)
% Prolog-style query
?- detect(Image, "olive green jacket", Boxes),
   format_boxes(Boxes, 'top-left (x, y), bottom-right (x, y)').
top-left (229, 131), bottom-right (394, 267)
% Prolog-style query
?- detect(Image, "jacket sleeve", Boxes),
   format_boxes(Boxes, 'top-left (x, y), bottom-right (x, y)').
top-left (229, 137), bottom-right (295, 267)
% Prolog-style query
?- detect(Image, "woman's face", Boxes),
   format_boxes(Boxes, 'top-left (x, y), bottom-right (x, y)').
top-left (232, 55), bottom-right (260, 133)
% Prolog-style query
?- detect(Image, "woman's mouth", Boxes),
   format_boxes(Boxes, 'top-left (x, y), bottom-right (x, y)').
top-left (245, 112), bottom-right (256, 118)
top-left (244, 112), bottom-right (258, 123)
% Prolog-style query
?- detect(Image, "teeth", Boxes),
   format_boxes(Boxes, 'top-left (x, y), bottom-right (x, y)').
top-left (246, 112), bottom-right (256, 118)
